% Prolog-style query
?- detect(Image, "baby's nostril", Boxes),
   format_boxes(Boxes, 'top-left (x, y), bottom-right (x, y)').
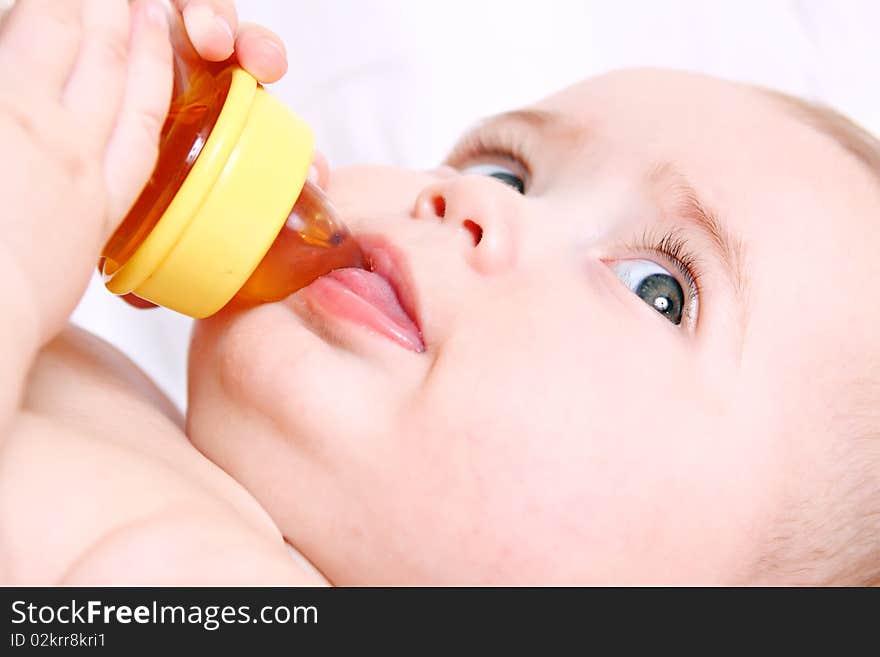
top-left (432, 195), bottom-right (446, 218)
top-left (462, 219), bottom-right (483, 246)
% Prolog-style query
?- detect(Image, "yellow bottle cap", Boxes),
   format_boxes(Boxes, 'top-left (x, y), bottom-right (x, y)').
top-left (105, 67), bottom-right (314, 318)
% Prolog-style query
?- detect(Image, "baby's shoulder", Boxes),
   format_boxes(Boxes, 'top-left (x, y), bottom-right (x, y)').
top-left (25, 323), bottom-right (183, 429)
top-left (1, 325), bottom-right (323, 585)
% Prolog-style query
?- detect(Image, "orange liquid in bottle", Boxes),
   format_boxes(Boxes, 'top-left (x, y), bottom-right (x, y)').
top-left (102, 64), bottom-right (230, 274)
top-left (101, 26), bottom-right (362, 311)
top-left (236, 180), bottom-right (364, 303)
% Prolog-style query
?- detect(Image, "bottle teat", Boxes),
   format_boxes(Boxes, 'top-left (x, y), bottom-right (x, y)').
top-left (235, 179), bottom-right (364, 304)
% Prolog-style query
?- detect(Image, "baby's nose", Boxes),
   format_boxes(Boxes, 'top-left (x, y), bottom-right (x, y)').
top-left (412, 175), bottom-right (519, 275)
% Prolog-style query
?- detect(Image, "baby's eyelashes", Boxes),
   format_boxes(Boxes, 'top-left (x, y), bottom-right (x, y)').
top-left (457, 163), bottom-right (526, 195)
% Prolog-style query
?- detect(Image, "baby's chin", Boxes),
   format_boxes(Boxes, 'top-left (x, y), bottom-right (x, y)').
top-left (185, 298), bottom-right (352, 454)
top-left (184, 308), bottom-right (296, 488)
top-left (187, 304), bottom-right (293, 426)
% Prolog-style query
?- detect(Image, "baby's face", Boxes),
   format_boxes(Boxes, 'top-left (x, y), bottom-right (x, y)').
top-left (188, 69), bottom-right (880, 584)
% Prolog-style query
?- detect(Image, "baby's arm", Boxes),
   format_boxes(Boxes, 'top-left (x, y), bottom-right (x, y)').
top-left (0, 0), bottom-right (176, 429)
top-left (0, 0), bottom-right (290, 424)
top-left (0, 0), bottom-right (318, 584)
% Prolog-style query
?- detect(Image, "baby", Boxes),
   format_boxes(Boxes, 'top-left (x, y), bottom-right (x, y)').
top-left (1, 0), bottom-right (878, 586)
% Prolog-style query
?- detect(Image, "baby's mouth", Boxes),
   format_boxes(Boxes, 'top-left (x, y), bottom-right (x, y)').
top-left (296, 236), bottom-right (424, 352)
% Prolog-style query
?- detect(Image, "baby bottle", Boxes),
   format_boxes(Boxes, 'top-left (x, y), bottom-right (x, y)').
top-left (99, 10), bottom-right (362, 318)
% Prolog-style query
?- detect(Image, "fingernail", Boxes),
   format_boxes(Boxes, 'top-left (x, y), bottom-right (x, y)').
top-left (261, 37), bottom-right (287, 58)
top-left (213, 14), bottom-right (234, 41)
top-left (183, 4), bottom-right (233, 45)
top-left (143, 1), bottom-right (169, 30)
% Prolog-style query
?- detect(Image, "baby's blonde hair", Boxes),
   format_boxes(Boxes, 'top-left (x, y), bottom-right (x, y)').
top-left (754, 380), bottom-right (880, 585)
top-left (752, 92), bottom-right (880, 585)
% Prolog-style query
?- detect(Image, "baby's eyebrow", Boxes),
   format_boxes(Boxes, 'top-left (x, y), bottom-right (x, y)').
top-left (647, 162), bottom-right (748, 302)
top-left (474, 108), bottom-right (587, 142)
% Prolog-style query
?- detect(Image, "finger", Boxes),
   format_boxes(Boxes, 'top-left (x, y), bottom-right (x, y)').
top-left (103, 0), bottom-right (173, 225)
top-left (62, 0), bottom-right (130, 149)
top-left (173, 0), bottom-right (236, 61)
top-left (0, 0), bottom-right (83, 95)
top-left (308, 150), bottom-right (330, 189)
top-left (234, 22), bottom-right (287, 83)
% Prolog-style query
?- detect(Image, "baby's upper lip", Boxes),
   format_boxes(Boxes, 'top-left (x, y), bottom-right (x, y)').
top-left (356, 233), bottom-right (423, 344)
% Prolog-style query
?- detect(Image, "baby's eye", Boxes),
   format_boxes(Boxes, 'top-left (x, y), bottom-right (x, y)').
top-left (611, 260), bottom-right (686, 325)
top-left (458, 163), bottom-right (526, 194)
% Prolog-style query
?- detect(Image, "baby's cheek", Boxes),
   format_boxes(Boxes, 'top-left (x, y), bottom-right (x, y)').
top-left (390, 385), bottom-right (588, 580)
top-left (197, 306), bottom-right (317, 428)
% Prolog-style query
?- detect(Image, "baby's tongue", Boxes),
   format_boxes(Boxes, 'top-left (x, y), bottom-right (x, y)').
top-left (322, 268), bottom-right (423, 351)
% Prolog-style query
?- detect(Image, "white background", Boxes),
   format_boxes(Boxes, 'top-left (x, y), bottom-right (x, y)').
top-left (68, 0), bottom-right (880, 410)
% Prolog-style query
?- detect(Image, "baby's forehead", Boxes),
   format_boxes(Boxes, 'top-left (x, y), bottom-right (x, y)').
top-left (530, 70), bottom-right (880, 239)
top-left (540, 69), bottom-right (880, 184)
top-left (762, 89), bottom-right (880, 180)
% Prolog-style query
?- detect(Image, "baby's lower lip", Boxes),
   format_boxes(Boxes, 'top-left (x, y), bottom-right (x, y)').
top-left (297, 267), bottom-right (425, 352)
